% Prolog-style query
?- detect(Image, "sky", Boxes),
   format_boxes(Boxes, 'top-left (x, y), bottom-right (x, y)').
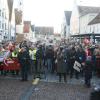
top-left (23, 0), bottom-right (100, 33)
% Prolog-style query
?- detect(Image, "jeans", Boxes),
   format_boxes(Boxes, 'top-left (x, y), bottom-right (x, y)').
top-left (46, 59), bottom-right (53, 72)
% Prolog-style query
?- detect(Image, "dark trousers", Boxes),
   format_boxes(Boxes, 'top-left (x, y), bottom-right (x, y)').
top-left (70, 67), bottom-right (74, 78)
top-left (69, 61), bottom-right (75, 78)
top-left (70, 68), bottom-right (79, 79)
top-left (58, 73), bottom-right (67, 82)
top-left (85, 77), bottom-right (91, 87)
top-left (21, 64), bottom-right (28, 80)
top-left (30, 60), bottom-right (37, 74)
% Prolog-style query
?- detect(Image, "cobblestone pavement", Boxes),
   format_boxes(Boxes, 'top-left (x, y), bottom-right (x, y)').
top-left (30, 81), bottom-right (92, 100)
top-left (30, 73), bottom-right (100, 100)
top-left (41, 73), bottom-right (100, 86)
top-left (0, 74), bottom-right (99, 100)
top-left (0, 77), bottom-right (32, 100)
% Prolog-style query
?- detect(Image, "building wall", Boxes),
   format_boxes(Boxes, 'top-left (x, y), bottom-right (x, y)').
top-left (61, 14), bottom-right (66, 37)
top-left (80, 14), bottom-right (89, 34)
top-left (88, 23), bottom-right (100, 33)
top-left (66, 25), bottom-right (70, 37)
top-left (80, 13), bottom-right (97, 34)
top-left (23, 21), bottom-right (33, 40)
top-left (0, 0), bottom-right (9, 41)
top-left (11, 8), bottom-right (15, 40)
top-left (0, 0), bottom-right (17, 41)
top-left (15, 0), bottom-right (23, 23)
top-left (35, 26), bottom-right (54, 36)
top-left (61, 12), bottom-right (71, 38)
top-left (64, 15), bottom-right (71, 38)
top-left (70, 4), bottom-right (79, 35)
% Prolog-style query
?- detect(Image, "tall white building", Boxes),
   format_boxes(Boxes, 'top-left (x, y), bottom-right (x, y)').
top-left (70, 3), bottom-right (100, 35)
top-left (0, 0), bottom-right (9, 42)
top-left (0, 0), bottom-right (17, 42)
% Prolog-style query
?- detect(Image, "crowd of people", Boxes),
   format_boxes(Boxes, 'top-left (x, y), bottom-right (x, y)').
top-left (0, 39), bottom-right (100, 88)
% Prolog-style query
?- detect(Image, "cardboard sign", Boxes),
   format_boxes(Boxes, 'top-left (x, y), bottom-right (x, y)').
top-left (73, 61), bottom-right (81, 72)
top-left (16, 34), bottom-right (24, 43)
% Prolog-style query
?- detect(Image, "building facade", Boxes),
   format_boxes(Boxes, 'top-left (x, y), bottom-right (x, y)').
top-left (15, 0), bottom-right (23, 35)
top-left (70, 5), bottom-right (100, 35)
top-left (23, 21), bottom-right (33, 40)
top-left (34, 26), bottom-right (54, 37)
top-left (61, 11), bottom-right (72, 38)
top-left (88, 13), bottom-right (100, 33)
top-left (0, 0), bottom-right (18, 42)
top-left (0, 0), bottom-right (9, 42)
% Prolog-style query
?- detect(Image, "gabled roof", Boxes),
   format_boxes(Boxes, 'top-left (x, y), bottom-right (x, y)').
top-left (88, 13), bottom-right (100, 25)
top-left (64, 11), bottom-right (72, 25)
top-left (78, 6), bottom-right (100, 16)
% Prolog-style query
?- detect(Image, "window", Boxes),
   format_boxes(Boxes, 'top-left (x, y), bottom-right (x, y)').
top-left (5, 12), bottom-right (6, 19)
top-left (5, 23), bottom-right (6, 30)
top-left (97, 24), bottom-right (99, 32)
top-left (2, 12), bottom-right (4, 17)
top-left (90, 26), bottom-right (91, 33)
top-left (2, 23), bottom-right (4, 29)
top-left (0, 21), bottom-right (1, 29)
top-left (93, 26), bottom-right (95, 33)
top-left (0, 10), bottom-right (1, 16)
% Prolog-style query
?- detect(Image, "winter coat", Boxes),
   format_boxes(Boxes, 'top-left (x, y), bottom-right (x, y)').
top-left (18, 50), bottom-right (30, 71)
top-left (69, 49), bottom-right (76, 68)
top-left (46, 48), bottom-right (54, 59)
top-left (36, 48), bottom-right (44, 60)
top-left (57, 51), bottom-right (68, 74)
top-left (75, 50), bottom-right (86, 63)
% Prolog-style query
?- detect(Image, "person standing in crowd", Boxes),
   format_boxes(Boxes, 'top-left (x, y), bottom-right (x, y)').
top-left (75, 46), bottom-right (86, 78)
top-left (45, 45), bottom-right (54, 73)
top-left (56, 46), bottom-right (68, 82)
top-left (19, 41), bottom-right (29, 53)
top-left (84, 56), bottom-right (93, 88)
top-left (69, 46), bottom-right (76, 79)
top-left (29, 46), bottom-right (37, 77)
top-left (36, 45), bottom-right (44, 78)
top-left (11, 47), bottom-right (19, 75)
top-left (18, 47), bottom-right (30, 81)
top-left (29, 47), bottom-right (34, 74)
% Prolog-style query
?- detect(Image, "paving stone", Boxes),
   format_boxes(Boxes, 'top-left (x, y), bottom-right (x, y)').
top-left (0, 74), bottom-right (99, 100)
top-left (0, 79), bottom-right (32, 100)
top-left (29, 81), bottom-right (92, 100)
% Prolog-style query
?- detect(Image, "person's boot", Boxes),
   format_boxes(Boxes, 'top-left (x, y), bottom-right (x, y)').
top-left (59, 78), bottom-right (61, 82)
top-left (64, 75), bottom-right (67, 83)
top-left (59, 75), bottom-right (61, 82)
